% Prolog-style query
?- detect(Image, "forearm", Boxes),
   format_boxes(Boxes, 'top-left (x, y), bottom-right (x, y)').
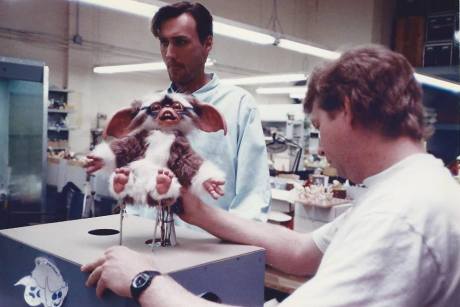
top-left (139, 275), bottom-right (238, 307)
top-left (191, 203), bottom-right (321, 276)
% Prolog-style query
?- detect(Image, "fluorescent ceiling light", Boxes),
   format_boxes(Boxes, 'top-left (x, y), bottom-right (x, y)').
top-left (221, 73), bottom-right (306, 85)
top-left (414, 73), bottom-right (460, 93)
top-left (289, 93), bottom-right (306, 100)
top-left (213, 21), bottom-right (275, 45)
top-left (256, 86), bottom-right (307, 95)
top-left (278, 39), bottom-right (341, 60)
top-left (94, 59), bottom-right (214, 74)
top-left (76, 0), bottom-right (159, 18)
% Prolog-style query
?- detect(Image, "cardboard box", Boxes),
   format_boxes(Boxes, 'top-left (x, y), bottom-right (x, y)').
top-left (0, 215), bottom-right (265, 306)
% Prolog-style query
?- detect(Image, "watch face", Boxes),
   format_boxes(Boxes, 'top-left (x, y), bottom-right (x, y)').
top-left (133, 272), bottom-right (150, 288)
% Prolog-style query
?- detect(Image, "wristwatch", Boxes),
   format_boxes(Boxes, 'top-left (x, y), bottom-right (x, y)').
top-left (130, 270), bottom-right (161, 301)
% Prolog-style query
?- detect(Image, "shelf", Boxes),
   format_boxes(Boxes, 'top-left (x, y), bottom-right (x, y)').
top-left (48, 147), bottom-right (68, 151)
top-left (49, 87), bottom-right (72, 93)
top-left (48, 109), bottom-right (73, 114)
top-left (47, 86), bottom-right (74, 153)
top-left (48, 127), bottom-right (69, 132)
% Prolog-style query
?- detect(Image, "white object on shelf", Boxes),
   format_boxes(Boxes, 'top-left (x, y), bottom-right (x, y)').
top-left (294, 202), bottom-right (352, 233)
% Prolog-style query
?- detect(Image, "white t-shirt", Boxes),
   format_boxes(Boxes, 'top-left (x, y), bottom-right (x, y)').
top-left (281, 153), bottom-right (460, 307)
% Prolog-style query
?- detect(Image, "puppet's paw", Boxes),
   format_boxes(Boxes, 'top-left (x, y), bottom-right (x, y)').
top-left (190, 161), bottom-right (225, 199)
top-left (203, 178), bottom-right (225, 200)
top-left (84, 154), bottom-right (105, 174)
top-left (109, 167), bottom-right (131, 198)
top-left (156, 169), bottom-right (174, 195)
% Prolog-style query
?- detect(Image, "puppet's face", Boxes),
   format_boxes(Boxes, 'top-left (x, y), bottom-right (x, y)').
top-left (138, 93), bottom-right (196, 133)
top-left (146, 96), bottom-right (189, 128)
top-left (106, 93), bottom-right (226, 138)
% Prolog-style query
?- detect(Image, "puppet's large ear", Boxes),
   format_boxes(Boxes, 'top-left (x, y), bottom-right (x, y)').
top-left (103, 100), bottom-right (143, 139)
top-left (188, 98), bottom-right (227, 135)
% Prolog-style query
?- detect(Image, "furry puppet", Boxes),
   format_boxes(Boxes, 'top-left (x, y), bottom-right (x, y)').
top-left (85, 93), bottom-right (227, 206)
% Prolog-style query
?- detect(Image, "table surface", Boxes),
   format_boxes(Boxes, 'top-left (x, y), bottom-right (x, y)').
top-left (0, 214), bottom-right (263, 274)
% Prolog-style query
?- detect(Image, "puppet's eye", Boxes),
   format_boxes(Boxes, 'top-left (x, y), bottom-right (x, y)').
top-left (172, 102), bottom-right (183, 110)
top-left (152, 103), bottom-right (161, 111)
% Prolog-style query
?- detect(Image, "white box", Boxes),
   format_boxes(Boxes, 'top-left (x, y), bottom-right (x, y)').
top-left (294, 202), bottom-right (352, 232)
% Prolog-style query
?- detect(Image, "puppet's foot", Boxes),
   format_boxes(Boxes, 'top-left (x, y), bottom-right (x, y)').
top-left (156, 169), bottom-right (174, 195)
top-left (203, 178), bottom-right (225, 200)
top-left (113, 167), bottom-right (131, 194)
top-left (148, 169), bottom-right (181, 204)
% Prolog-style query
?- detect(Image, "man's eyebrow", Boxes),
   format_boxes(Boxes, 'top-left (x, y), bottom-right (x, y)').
top-left (159, 35), bottom-right (189, 40)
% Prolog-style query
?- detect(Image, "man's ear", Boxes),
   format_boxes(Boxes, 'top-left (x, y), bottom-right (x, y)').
top-left (203, 35), bottom-right (213, 54)
top-left (343, 96), bottom-right (353, 124)
top-left (187, 97), bottom-right (227, 135)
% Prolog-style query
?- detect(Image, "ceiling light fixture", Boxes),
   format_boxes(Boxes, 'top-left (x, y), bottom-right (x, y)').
top-left (94, 59), bottom-right (214, 74)
top-left (289, 93), bottom-right (306, 100)
top-left (256, 86), bottom-right (307, 95)
top-left (414, 73), bottom-right (460, 93)
top-left (277, 39), bottom-right (341, 59)
top-left (76, 0), bottom-right (159, 18)
top-left (213, 21), bottom-right (275, 45)
top-left (221, 73), bottom-right (306, 85)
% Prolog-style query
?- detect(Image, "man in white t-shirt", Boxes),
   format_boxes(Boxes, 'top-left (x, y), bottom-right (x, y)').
top-left (82, 46), bottom-right (460, 307)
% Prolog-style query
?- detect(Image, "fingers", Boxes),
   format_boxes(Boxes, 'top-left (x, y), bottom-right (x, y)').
top-left (81, 256), bottom-right (105, 273)
top-left (85, 155), bottom-right (104, 174)
top-left (95, 277), bottom-right (107, 299)
top-left (214, 185), bottom-right (225, 196)
top-left (211, 179), bottom-right (225, 186)
top-left (203, 179), bottom-right (225, 199)
top-left (86, 265), bottom-right (104, 288)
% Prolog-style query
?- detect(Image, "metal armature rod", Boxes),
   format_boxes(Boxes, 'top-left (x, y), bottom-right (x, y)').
top-left (119, 201), bottom-right (126, 245)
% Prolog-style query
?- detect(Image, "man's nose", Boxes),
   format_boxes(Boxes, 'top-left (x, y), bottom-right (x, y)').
top-left (165, 44), bottom-right (176, 59)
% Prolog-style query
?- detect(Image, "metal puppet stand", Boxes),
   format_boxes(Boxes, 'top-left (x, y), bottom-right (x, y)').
top-left (118, 199), bottom-right (177, 249)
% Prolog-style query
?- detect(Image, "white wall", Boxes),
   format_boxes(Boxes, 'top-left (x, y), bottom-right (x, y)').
top-left (0, 0), bottom-right (395, 153)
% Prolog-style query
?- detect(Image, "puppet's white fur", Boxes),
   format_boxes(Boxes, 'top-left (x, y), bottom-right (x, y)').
top-left (143, 130), bottom-right (175, 166)
top-left (91, 142), bottom-right (116, 173)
